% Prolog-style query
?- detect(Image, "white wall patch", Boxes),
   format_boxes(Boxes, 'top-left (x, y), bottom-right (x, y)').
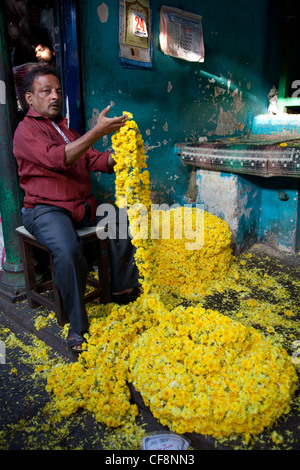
top-left (0, 81), bottom-right (6, 105)
top-left (97, 3), bottom-right (109, 23)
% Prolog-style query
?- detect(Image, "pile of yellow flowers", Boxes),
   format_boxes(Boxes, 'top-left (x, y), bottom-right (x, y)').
top-left (129, 298), bottom-right (297, 438)
top-left (45, 112), bottom-right (298, 444)
top-left (151, 207), bottom-right (232, 298)
top-left (46, 301), bottom-right (143, 428)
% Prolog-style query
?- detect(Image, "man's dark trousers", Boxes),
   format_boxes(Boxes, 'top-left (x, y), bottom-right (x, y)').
top-left (22, 203), bottom-right (139, 334)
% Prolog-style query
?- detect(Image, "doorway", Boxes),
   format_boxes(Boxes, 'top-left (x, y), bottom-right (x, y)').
top-left (5, 0), bottom-right (83, 132)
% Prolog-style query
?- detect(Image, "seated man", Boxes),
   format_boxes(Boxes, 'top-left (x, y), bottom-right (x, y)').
top-left (13, 67), bottom-right (140, 352)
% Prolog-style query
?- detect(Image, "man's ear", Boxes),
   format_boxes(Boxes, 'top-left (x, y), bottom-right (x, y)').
top-left (25, 91), bottom-right (33, 107)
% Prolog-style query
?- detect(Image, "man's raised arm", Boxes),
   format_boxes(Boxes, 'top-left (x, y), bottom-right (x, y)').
top-left (64, 105), bottom-right (126, 166)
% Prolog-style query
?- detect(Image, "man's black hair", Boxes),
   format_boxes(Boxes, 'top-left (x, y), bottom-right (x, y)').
top-left (23, 66), bottom-right (59, 95)
top-left (32, 28), bottom-right (54, 51)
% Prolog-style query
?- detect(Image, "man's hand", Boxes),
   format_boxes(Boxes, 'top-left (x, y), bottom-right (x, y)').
top-left (108, 152), bottom-right (116, 169)
top-left (65, 106), bottom-right (126, 166)
top-left (96, 106), bottom-right (127, 137)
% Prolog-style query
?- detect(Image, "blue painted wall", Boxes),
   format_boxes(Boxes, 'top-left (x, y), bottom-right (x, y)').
top-left (251, 114), bottom-right (300, 252)
top-left (78, 0), bottom-right (282, 205)
top-left (258, 177), bottom-right (299, 252)
top-left (196, 167), bottom-right (300, 254)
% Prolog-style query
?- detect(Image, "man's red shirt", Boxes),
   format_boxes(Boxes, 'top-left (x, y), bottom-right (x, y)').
top-left (13, 109), bottom-right (113, 222)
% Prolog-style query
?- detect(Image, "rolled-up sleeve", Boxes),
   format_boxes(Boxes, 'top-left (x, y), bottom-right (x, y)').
top-left (85, 148), bottom-right (114, 174)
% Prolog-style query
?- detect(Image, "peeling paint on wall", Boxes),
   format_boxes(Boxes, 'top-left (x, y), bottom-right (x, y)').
top-left (145, 141), bottom-right (162, 151)
top-left (184, 168), bottom-right (197, 203)
top-left (215, 107), bottom-right (244, 136)
top-left (232, 88), bottom-right (245, 114)
top-left (88, 108), bottom-right (99, 129)
top-left (214, 86), bottom-right (225, 98)
top-left (97, 2), bottom-right (109, 23)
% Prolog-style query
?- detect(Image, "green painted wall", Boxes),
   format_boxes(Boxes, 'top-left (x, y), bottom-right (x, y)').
top-left (79, 0), bottom-right (282, 205)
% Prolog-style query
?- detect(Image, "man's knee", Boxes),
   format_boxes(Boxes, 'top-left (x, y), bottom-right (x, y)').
top-left (55, 238), bottom-right (85, 267)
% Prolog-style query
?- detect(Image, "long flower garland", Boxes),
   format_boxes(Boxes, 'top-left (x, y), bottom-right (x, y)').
top-left (111, 112), bottom-right (151, 211)
top-left (45, 112), bottom-right (298, 445)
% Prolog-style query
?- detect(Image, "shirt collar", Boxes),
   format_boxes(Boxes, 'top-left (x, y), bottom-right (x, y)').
top-left (26, 108), bottom-right (67, 126)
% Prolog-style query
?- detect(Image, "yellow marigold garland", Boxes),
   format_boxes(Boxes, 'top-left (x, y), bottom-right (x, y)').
top-left (111, 112), bottom-right (151, 210)
top-left (45, 111), bottom-right (298, 444)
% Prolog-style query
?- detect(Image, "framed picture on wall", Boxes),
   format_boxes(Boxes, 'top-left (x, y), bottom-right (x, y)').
top-left (119, 0), bottom-right (153, 69)
top-left (159, 6), bottom-right (204, 63)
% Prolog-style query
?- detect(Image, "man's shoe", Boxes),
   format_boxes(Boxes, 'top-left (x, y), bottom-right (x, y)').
top-left (111, 287), bottom-right (141, 305)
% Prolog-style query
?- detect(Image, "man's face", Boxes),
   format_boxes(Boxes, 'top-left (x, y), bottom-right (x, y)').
top-left (25, 74), bottom-right (63, 120)
top-left (35, 44), bottom-right (55, 65)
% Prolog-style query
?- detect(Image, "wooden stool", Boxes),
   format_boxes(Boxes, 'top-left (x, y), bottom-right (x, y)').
top-left (16, 225), bottom-right (111, 326)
